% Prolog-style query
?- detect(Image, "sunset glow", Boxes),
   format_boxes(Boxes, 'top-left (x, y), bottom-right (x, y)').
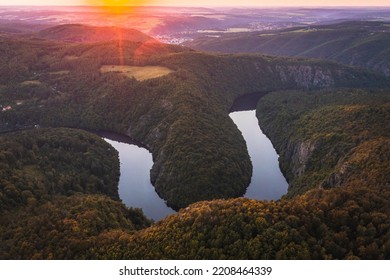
top-left (101, 0), bottom-right (137, 5)
top-left (85, 0), bottom-right (150, 14)
top-left (3, 0), bottom-right (390, 7)
top-left (85, 0), bottom-right (149, 7)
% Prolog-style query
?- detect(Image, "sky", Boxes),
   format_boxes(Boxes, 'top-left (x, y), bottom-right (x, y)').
top-left (1, 0), bottom-right (390, 7)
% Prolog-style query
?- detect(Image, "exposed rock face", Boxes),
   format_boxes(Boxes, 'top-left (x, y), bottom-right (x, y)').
top-left (373, 62), bottom-right (390, 77)
top-left (275, 65), bottom-right (334, 89)
top-left (161, 100), bottom-right (173, 111)
top-left (287, 140), bottom-right (317, 177)
top-left (320, 162), bottom-right (350, 188)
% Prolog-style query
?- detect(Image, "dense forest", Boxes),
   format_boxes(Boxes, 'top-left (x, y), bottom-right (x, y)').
top-left (256, 89), bottom-right (390, 197)
top-left (0, 128), bottom-right (151, 259)
top-left (1, 25), bottom-right (388, 208)
top-left (91, 186), bottom-right (389, 260)
top-left (0, 24), bottom-right (389, 259)
top-left (0, 128), bottom-right (120, 211)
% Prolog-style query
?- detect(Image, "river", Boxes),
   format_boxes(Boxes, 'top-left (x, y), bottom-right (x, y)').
top-left (102, 97), bottom-right (288, 221)
top-left (99, 133), bottom-right (176, 221)
top-left (229, 110), bottom-right (288, 200)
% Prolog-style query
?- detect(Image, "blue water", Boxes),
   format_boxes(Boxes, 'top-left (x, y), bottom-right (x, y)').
top-left (103, 138), bottom-right (175, 221)
top-left (102, 109), bottom-right (288, 221)
top-left (229, 110), bottom-right (288, 200)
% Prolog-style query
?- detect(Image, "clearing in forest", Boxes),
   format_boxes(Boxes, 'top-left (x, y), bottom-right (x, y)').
top-left (100, 65), bottom-right (174, 81)
top-left (49, 71), bottom-right (70, 75)
top-left (21, 80), bottom-right (42, 86)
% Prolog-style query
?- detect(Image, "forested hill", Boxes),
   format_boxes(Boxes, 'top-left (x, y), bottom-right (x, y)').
top-left (186, 21), bottom-right (390, 77)
top-left (0, 24), bottom-right (389, 259)
top-left (0, 128), bottom-right (152, 259)
top-left (256, 89), bottom-right (390, 197)
top-left (1, 30), bottom-right (388, 209)
top-left (36, 24), bottom-right (156, 43)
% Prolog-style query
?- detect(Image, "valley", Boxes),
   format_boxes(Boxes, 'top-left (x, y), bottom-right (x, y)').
top-left (97, 107), bottom-right (289, 222)
top-left (0, 7), bottom-right (389, 260)
top-left (187, 21), bottom-right (390, 76)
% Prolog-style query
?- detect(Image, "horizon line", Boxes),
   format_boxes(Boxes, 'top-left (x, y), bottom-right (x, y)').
top-left (1, 5), bottom-right (390, 8)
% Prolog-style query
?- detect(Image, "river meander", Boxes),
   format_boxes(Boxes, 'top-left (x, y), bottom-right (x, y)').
top-left (102, 100), bottom-right (288, 221)
top-left (102, 135), bottom-right (176, 221)
top-left (230, 110), bottom-right (288, 200)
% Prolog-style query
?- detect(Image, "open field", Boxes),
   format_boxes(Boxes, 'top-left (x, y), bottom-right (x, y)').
top-left (100, 65), bottom-right (174, 81)
top-left (49, 71), bottom-right (70, 75)
top-left (64, 55), bottom-right (79, 60)
top-left (21, 80), bottom-right (42, 86)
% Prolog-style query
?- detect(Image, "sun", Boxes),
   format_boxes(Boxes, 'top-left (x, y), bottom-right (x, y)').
top-left (101, 0), bottom-right (137, 6)
top-left (82, 0), bottom-right (154, 65)
top-left (85, 0), bottom-right (145, 5)
top-left (85, 0), bottom-right (150, 14)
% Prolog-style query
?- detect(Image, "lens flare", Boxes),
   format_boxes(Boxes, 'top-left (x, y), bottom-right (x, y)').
top-left (102, 0), bottom-right (136, 5)
top-left (85, 0), bottom-right (151, 14)
top-left (87, 0), bottom-right (148, 6)
top-left (82, 0), bottom-right (157, 66)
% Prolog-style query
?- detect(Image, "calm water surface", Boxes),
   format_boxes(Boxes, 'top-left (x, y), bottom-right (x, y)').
top-left (103, 137), bottom-right (175, 221)
top-left (229, 110), bottom-right (288, 200)
top-left (101, 108), bottom-right (288, 221)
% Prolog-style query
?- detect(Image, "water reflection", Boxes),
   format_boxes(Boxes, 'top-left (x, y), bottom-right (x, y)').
top-left (97, 106), bottom-right (287, 220)
top-left (229, 110), bottom-right (288, 200)
top-left (103, 137), bottom-right (175, 221)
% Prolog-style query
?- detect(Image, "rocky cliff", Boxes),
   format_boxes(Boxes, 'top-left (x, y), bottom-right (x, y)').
top-left (256, 89), bottom-right (390, 197)
top-left (275, 65), bottom-right (334, 89)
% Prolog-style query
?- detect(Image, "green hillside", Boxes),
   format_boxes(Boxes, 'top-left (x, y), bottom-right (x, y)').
top-left (0, 24), bottom-right (389, 259)
top-left (91, 88), bottom-right (389, 260)
top-left (186, 21), bottom-right (390, 77)
top-left (1, 27), bottom-right (388, 208)
top-left (256, 89), bottom-right (390, 197)
top-left (91, 185), bottom-right (389, 260)
top-left (0, 128), bottom-right (120, 211)
top-left (0, 128), bottom-right (151, 259)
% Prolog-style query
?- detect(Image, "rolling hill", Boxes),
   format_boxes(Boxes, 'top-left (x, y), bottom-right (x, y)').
top-left (36, 24), bottom-right (157, 43)
top-left (0, 23), bottom-right (389, 259)
top-left (1, 29), bottom-right (388, 209)
top-left (186, 21), bottom-right (390, 76)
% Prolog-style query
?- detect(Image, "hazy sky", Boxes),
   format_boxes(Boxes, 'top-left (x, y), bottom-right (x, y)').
top-left (1, 0), bottom-right (390, 6)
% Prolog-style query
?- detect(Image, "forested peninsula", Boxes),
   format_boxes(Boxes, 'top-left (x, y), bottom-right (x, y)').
top-left (0, 24), bottom-right (389, 259)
